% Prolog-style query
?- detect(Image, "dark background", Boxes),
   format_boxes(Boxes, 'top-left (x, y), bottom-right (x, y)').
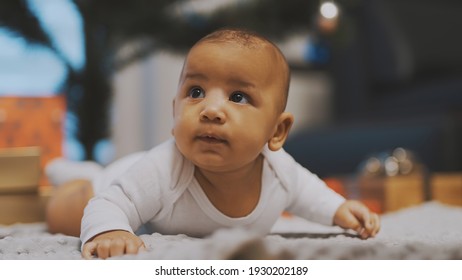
top-left (1, 0), bottom-right (461, 177)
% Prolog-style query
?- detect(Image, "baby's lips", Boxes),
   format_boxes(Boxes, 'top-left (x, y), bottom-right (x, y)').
top-left (197, 133), bottom-right (228, 143)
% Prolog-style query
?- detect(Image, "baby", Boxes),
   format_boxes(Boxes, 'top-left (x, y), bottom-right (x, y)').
top-left (56, 28), bottom-right (379, 259)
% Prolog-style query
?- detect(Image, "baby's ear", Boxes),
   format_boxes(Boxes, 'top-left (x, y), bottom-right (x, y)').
top-left (268, 112), bottom-right (294, 151)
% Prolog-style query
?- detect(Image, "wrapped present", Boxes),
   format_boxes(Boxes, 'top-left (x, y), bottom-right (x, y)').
top-left (0, 96), bottom-right (65, 187)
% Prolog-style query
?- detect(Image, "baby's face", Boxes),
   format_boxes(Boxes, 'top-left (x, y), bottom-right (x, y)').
top-left (172, 41), bottom-right (287, 173)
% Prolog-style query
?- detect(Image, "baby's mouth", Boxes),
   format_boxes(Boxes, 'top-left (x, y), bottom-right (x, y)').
top-left (197, 134), bottom-right (227, 144)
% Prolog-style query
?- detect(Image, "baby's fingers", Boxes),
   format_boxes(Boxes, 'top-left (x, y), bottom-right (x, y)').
top-left (126, 238), bottom-right (146, 255)
top-left (369, 213), bottom-right (381, 236)
top-left (96, 238), bottom-right (144, 259)
top-left (96, 239), bottom-right (113, 259)
top-left (109, 238), bottom-right (127, 257)
top-left (362, 213), bottom-right (380, 238)
top-left (97, 238), bottom-right (136, 259)
top-left (82, 241), bottom-right (97, 259)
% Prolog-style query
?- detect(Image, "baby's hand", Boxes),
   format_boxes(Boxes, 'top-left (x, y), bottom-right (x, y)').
top-left (82, 230), bottom-right (145, 259)
top-left (333, 200), bottom-right (380, 239)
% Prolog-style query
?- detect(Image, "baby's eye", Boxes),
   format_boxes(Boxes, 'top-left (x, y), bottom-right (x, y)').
top-left (229, 92), bottom-right (249, 104)
top-left (188, 87), bottom-right (205, 98)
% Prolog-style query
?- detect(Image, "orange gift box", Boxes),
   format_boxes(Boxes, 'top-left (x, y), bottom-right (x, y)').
top-left (0, 96), bottom-right (66, 187)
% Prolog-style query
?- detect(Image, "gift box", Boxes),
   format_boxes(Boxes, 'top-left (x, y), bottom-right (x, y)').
top-left (431, 173), bottom-right (462, 206)
top-left (0, 96), bottom-right (65, 187)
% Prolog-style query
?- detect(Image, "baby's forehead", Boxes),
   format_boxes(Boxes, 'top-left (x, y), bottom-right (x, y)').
top-left (186, 41), bottom-right (283, 79)
top-left (191, 39), bottom-right (281, 64)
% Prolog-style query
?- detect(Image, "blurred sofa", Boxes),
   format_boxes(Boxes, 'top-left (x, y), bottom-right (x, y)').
top-left (284, 0), bottom-right (462, 177)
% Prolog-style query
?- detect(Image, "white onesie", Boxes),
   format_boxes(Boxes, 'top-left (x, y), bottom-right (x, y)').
top-left (80, 139), bottom-right (345, 245)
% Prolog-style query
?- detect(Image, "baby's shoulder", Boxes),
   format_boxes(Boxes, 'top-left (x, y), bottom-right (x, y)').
top-left (127, 139), bottom-right (194, 190)
top-left (144, 138), bottom-right (187, 170)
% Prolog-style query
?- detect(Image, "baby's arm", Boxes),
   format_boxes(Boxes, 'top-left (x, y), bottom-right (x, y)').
top-left (82, 230), bottom-right (145, 259)
top-left (80, 140), bottom-right (181, 258)
top-left (333, 200), bottom-right (380, 239)
top-left (268, 148), bottom-right (380, 238)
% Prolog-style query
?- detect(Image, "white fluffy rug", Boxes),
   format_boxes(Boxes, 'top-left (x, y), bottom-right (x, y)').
top-left (1, 202), bottom-right (462, 259)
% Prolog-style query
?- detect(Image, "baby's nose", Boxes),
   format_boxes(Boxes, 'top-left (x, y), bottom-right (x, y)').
top-left (200, 95), bottom-right (226, 123)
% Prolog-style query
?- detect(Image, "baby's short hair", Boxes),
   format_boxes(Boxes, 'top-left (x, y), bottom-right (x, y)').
top-left (195, 28), bottom-right (291, 111)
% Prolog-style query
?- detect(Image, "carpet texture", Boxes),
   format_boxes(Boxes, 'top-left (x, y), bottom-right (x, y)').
top-left (1, 202), bottom-right (461, 259)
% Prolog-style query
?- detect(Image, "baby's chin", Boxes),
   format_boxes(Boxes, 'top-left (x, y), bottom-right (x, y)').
top-left (193, 156), bottom-right (263, 176)
top-left (193, 160), bottom-right (232, 174)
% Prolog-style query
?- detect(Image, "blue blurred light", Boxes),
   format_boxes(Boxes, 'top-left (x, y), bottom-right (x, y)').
top-left (0, 0), bottom-right (87, 161)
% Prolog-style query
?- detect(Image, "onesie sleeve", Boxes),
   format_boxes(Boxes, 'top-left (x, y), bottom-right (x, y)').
top-left (264, 147), bottom-right (345, 226)
top-left (285, 161), bottom-right (345, 225)
top-left (80, 139), bottom-right (189, 246)
top-left (80, 172), bottom-right (161, 246)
